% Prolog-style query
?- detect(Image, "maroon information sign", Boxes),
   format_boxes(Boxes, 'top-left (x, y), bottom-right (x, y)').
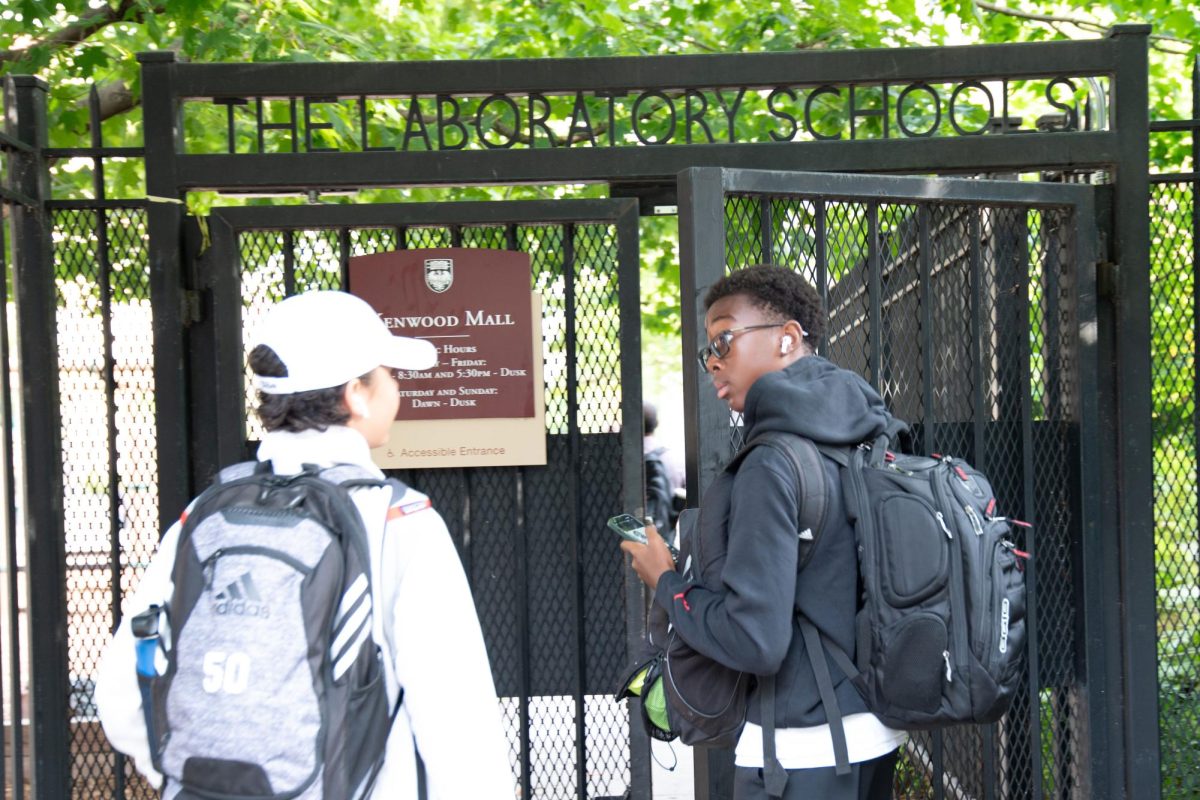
top-left (349, 248), bottom-right (535, 421)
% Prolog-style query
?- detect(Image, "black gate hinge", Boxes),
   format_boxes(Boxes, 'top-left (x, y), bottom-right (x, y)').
top-left (1096, 261), bottom-right (1116, 299)
top-left (181, 289), bottom-right (203, 325)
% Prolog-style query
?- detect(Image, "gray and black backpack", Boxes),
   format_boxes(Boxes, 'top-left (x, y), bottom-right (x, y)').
top-left (142, 462), bottom-right (402, 800)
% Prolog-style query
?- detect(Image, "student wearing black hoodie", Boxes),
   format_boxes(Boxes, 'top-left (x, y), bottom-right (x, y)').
top-left (622, 265), bottom-right (904, 799)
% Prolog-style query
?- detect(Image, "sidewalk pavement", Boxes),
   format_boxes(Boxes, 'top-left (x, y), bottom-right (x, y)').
top-left (652, 739), bottom-right (695, 799)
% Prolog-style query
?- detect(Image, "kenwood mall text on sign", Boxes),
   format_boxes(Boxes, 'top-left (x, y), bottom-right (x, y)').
top-left (349, 248), bottom-right (546, 468)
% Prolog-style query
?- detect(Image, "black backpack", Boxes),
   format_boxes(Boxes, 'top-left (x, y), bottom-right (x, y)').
top-left (747, 421), bottom-right (1029, 778)
top-left (137, 462), bottom-right (403, 800)
top-left (615, 430), bottom-right (835, 764)
top-left (616, 507), bottom-right (753, 749)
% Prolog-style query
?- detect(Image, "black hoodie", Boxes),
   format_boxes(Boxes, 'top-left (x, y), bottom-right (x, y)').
top-left (654, 355), bottom-right (890, 729)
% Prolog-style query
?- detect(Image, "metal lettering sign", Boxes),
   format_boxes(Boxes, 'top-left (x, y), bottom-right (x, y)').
top-left (348, 248), bottom-right (547, 467)
top-left (158, 36), bottom-right (1138, 187)
top-left (211, 77), bottom-right (1102, 155)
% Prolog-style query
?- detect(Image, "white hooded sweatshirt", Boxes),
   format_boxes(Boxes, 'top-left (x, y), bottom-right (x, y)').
top-left (95, 425), bottom-right (515, 799)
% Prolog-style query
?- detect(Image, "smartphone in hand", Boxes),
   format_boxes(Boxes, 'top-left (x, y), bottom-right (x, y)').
top-left (607, 513), bottom-right (648, 545)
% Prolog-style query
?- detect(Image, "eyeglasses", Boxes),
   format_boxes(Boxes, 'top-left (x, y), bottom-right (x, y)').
top-left (696, 323), bottom-right (785, 372)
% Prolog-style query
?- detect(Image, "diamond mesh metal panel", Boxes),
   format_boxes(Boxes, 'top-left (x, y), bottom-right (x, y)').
top-left (52, 207), bottom-right (157, 799)
top-left (723, 191), bottom-right (1083, 799)
top-left (232, 220), bottom-right (631, 798)
top-left (1150, 178), bottom-right (1198, 798)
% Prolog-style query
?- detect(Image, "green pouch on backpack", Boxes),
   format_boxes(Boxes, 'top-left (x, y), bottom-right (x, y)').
top-left (617, 654), bottom-right (676, 741)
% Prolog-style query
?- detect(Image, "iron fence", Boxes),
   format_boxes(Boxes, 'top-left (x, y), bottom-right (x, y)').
top-left (50, 202), bottom-right (156, 800)
top-left (1149, 59), bottom-right (1199, 800)
top-left (38, 84), bottom-right (155, 800)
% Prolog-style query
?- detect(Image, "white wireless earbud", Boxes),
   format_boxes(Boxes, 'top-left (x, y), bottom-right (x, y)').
top-left (351, 397), bottom-right (370, 419)
top-left (781, 335), bottom-right (793, 354)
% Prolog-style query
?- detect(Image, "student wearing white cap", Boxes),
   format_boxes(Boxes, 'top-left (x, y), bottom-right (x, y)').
top-left (95, 290), bottom-right (515, 799)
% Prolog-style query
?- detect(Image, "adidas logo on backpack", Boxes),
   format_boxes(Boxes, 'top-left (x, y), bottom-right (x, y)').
top-left (213, 572), bottom-right (269, 618)
top-left (141, 462), bottom-right (404, 800)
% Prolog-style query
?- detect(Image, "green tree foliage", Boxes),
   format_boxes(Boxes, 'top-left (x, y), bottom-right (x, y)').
top-left (1, 0), bottom-right (1195, 346)
top-left (2, 1), bottom-right (1193, 281)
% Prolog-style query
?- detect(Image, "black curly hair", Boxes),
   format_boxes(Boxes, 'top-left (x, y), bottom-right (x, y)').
top-left (249, 344), bottom-right (376, 433)
top-left (703, 264), bottom-right (826, 345)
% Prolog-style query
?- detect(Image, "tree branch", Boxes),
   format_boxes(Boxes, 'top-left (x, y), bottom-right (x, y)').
top-left (83, 80), bottom-right (138, 125)
top-left (1, 0), bottom-right (153, 63)
top-left (974, 1), bottom-right (1193, 54)
top-left (975, 1), bottom-right (1105, 34)
top-left (610, 13), bottom-right (723, 53)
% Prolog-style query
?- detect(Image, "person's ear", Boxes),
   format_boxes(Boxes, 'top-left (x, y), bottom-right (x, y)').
top-left (344, 381), bottom-right (370, 419)
top-left (781, 320), bottom-right (807, 356)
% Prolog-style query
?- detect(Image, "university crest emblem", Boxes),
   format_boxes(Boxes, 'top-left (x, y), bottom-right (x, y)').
top-left (424, 258), bottom-right (454, 293)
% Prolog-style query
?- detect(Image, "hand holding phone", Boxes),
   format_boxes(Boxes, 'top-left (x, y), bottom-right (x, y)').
top-left (614, 513), bottom-right (677, 591)
top-left (607, 513), bottom-right (648, 545)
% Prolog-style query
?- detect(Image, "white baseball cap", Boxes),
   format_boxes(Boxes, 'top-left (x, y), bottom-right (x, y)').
top-left (252, 290), bottom-right (438, 395)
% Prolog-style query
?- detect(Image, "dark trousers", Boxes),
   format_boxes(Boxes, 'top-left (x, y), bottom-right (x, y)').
top-left (733, 749), bottom-right (898, 800)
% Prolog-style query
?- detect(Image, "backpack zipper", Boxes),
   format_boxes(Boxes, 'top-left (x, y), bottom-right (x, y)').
top-left (930, 478), bottom-right (970, 688)
top-left (964, 504), bottom-right (984, 536)
top-left (934, 512), bottom-right (953, 539)
top-left (946, 478), bottom-right (997, 659)
top-left (987, 540), bottom-right (1021, 672)
top-left (1001, 539), bottom-right (1031, 564)
top-left (202, 544), bottom-right (313, 590)
top-left (966, 502), bottom-right (997, 661)
top-left (848, 449), bottom-right (881, 599)
top-left (663, 631), bottom-right (746, 720)
top-left (942, 650), bottom-right (953, 683)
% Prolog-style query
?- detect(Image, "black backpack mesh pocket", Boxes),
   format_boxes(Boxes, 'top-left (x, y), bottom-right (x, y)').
top-left (879, 613), bottom-right (948, 714)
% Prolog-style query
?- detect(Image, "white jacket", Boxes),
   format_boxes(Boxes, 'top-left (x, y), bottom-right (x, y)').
top-left (95, 425), bottom-right (515, 799)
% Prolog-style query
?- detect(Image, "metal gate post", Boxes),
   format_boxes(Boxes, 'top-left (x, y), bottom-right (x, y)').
top-left (6, 76), bottom-right (70, 800)
top-left (616, 202), bottom-right (653, 800)
top-left (1106, 25), bottom-right (1161, 800)
top-left (678, 167), bottom-right (737, 800)
top-left (183, 214), bottom-right (249, 484)
top-left (139, 51), bottom-right (193, 521)
top-left (1193, 58), bottom-right (1199, 527)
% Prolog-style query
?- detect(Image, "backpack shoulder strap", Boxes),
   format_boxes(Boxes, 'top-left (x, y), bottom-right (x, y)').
top-left (383, 477), bottom-right (410, 505)
top-left (731, 432), bottom-right (830, 570)
top-left (813, 415), bottom-right (910, 469)
top-left (881, 417), bottom-right (912, 449)
top-left (317, 466), bottom-right (414, 509)
top-left (302, 464), bottom-right (410, 506)
top-left (798, 618), bottom-right (852, 776)
top-left (318, 463), bottom-right (386, 488)
top-left (215, 460), bottom-right (265, 484)
top-left (814, 444), bottom-right (851, 467)
top-left (759, 674), bottom-right (788, 798)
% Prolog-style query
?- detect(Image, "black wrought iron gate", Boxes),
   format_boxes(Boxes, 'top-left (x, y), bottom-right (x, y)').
top-left (678, 168), bottom-right (1105, 800)
top-left (188, 199), bottom-right (649, 800)
top-left (2, 27), bottom-right (1172, 800)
